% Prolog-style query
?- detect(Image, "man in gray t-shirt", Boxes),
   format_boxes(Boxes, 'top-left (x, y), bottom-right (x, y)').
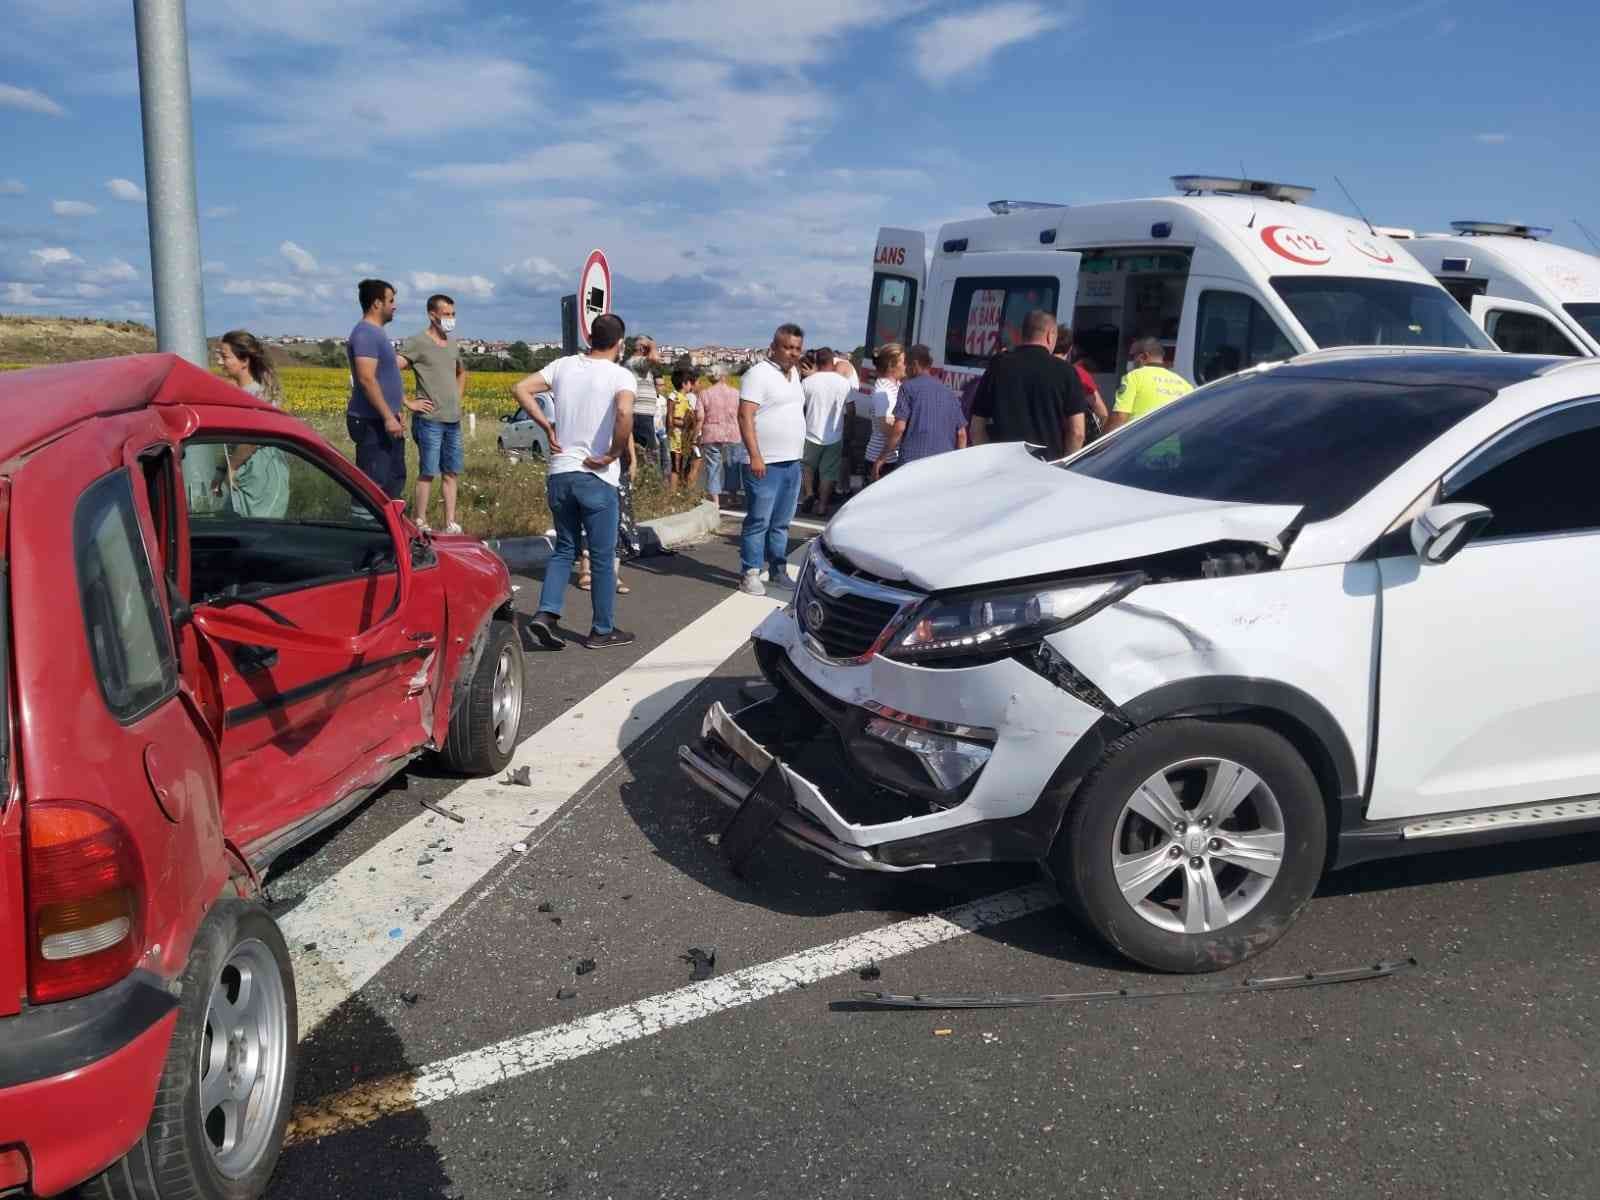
top-left (397, 293), bottom-right (469, 532)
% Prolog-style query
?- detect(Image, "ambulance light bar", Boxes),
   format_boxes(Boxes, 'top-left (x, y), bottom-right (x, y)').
top-left (1450, 220), bottom-right (1552, 239)
top-left (1172, 175), bottom-right (1316, 204)
top-left (1373, 226), bottom-right (1416, 240)
top-left (987, 200), bottom-right (1067, 215)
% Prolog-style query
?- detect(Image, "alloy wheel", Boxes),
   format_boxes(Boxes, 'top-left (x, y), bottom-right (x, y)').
top-left (1110, 756), bottom-right (1286, 935)
top-left (491, 643), bottom-right (524, 755)
top-left (198, 938), bottom-right (290, 1179)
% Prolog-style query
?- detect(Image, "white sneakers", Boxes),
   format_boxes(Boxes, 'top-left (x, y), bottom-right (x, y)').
top-left (444, 522), bottom-right (463, 534)
top-left (740, 569), bottom-right (767, 597)
top-left (414, 518), bottom-right (464, 535)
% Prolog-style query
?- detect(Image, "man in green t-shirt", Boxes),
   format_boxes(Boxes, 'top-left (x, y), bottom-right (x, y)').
top-left (1105, 337), bottom-right (1193, 432)
top-left (397, 293), bottom-right (468, 532)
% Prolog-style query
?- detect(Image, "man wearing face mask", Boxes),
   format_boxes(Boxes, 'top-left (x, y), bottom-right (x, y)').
top-left (1103, 336), bottom-right (1192, 433)
top-left (398, 293), bottom-right (469, 532)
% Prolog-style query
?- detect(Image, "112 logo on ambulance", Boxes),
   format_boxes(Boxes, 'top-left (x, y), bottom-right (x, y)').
top-left (1260, 225), bottom-right (1331, 266)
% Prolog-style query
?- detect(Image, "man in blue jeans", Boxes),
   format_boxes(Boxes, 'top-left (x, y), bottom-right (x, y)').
top-left (511, 312), bottom-right (638, 649)
top-left (347, 278), bottom-right (413, 498)
top-left (737, 323), bottom-right (807, 596)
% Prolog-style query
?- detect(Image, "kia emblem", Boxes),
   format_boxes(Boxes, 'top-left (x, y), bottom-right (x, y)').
top-left (804, 600), bottom-right (826, 630)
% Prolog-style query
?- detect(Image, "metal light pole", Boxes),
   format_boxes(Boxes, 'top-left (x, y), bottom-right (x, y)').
top-left (133, 0), bottom-right (206, 366)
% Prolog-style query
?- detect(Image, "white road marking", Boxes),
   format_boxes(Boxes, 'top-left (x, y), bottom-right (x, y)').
top-left (720, 509), bottom-right (829, 533)
top-left (286, 883), bottom-right (1057, 1141)
top-left (282, 589), bottom-right (783, 1037)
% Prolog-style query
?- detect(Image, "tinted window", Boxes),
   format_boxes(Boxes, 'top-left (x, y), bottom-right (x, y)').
top-left (1564, 303), bottom-right (1600, 344)
top-left (1272, 277), bottom-right (1495, 350)
top-left (945, 276), bottom-right (1059, 367)
top-left (866, 274), bottom-right (916, 353)
top-left (1445, 402), bottom-right (1600, 538)
top-left (182, 440), bottom-right (393, 603)
top-left (75, 471), bottom-right (178, 721)
top-left (1069, 372), bottom-right (1494, 522)
top-left (1484, 308), bottom-right (1581, 356)
top-left (1195, 291), bottom-right (1295, 384)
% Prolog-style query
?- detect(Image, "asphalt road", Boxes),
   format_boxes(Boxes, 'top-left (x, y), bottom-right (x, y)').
top-left (260, 524), bottom-right (1599, 1200)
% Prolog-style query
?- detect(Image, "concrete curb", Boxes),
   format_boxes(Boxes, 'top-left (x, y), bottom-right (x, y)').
top-left (486, 500), bottom-right (721, 576)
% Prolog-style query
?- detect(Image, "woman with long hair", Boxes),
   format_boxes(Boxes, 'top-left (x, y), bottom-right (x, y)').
top-left (215, 329), bottom-right (290, 518)
top-left (863, 342), bottom-right (905, 481)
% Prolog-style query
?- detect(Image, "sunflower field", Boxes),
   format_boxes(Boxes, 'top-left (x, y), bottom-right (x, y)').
top-left (277, 366), bottom-right (527, 418)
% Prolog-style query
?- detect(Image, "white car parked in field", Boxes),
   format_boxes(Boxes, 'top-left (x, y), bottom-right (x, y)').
top-left (498, 400), bottom-right (553, 458)
top-left (682, 348), bottom-right (1600, 971)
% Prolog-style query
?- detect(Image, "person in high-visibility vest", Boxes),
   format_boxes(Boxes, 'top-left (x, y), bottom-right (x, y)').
top-left (1105, 336), bottom-right (1193, 432)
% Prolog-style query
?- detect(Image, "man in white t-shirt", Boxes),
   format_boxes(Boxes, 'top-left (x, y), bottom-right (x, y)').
top-left (800, 346), bottom-right (851, 515)
top-left (512, 312), bottom-right (637, 649)
top-left (737, 322), bottom-right (807, 596)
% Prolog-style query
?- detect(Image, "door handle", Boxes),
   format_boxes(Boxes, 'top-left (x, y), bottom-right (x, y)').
top-left (406, 631), bottom-right (437, 643)
top-left (232, 644), bottom-right (279, 675)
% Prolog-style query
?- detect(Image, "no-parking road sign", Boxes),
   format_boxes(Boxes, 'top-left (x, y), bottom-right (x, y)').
top-left (578, 249), bottom-right (612, 344)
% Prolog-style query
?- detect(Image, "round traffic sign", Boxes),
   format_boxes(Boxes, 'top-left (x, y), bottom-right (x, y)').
top-left (578, 249), bottom-right (612, 343)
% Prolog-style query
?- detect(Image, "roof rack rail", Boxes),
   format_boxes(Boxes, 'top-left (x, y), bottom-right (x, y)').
top-left (1450, 220), bottom-right (1552, 239)
top-left (1172, 175), bottom-right (1316, 204)
top-left (986, 200), bottom-right (1067, 215)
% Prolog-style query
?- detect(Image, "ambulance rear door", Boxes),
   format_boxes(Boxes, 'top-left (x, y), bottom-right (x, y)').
top-left (865, 228), bottom-right (926, 354)
top-left (926, 251), bottom-right (1081, 389)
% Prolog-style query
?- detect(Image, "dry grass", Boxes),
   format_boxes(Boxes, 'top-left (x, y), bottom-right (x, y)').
top-left (0, 315), bottom-right (156, 363)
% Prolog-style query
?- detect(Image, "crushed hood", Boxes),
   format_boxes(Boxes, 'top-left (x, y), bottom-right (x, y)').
top-left (824, 443), bottom-right (1301, 591)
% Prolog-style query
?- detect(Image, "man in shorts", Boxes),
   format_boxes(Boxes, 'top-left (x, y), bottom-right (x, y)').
top-left (398, 293), bottom-right (467, 531)
top-left (800, 346), bottom-right (850, 513)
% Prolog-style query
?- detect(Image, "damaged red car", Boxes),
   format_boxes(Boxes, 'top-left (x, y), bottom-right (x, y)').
top-left (0, 355), bottom-right (523, 1198)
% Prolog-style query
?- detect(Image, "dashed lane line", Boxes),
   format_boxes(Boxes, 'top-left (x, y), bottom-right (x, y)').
top-left (282, 588), bottom-right (782, 1037)
top-left (285, 883), bottom-right (1058, 1143)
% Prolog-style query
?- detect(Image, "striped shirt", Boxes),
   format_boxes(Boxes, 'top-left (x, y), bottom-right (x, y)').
top-left (894, 373), bottom-right (966, 463)
top-left (863, 379), bottom-right (899, 464)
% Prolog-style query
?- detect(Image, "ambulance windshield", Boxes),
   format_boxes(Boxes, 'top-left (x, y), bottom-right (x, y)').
top-left (1272, 277), bottom-right (1494, 351)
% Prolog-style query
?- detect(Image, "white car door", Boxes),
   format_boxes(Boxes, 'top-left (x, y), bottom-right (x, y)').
top-left (1368, 397), bottom-right (1600, 820)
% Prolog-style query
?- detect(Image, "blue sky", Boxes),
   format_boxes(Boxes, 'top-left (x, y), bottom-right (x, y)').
top-left (2, 0), bottom-right (1597, 348)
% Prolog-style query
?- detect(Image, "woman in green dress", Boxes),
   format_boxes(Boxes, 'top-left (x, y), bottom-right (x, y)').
top-left (215, 330), bottom-right (291, 518)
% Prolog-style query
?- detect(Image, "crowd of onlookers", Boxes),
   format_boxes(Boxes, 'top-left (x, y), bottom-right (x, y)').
top-left (213, 277), bottom-right (1195, 646)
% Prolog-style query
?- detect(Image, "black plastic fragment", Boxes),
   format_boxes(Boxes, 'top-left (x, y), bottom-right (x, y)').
top-left (682, 947), bottom-right (717, 981)
top-left (575, 958), bottom-right (597, 976)
top-left (719, 759), bottom-right (790, 871)
top-left (399, 990), bottom-right (421, 1006)
top-left (555, 987), bottom-right (577, 1000)
top-left (833, 957), bottom-right (1418, 1012)
top-left (858, 963), bottom-right (881, 982)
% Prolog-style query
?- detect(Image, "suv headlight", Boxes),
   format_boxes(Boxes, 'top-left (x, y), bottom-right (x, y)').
top-left (886, 573), bottom-right (1141, 662)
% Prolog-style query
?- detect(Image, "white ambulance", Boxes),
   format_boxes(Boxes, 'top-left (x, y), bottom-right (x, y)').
top-left (1399, 222), bottom-right (1600, 358)
top-left (865, 176), bottom-right (1493, 398)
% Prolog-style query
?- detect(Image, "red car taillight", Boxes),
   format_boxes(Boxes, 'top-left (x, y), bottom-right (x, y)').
top-left (25, 801), bottom-right (144, 1005)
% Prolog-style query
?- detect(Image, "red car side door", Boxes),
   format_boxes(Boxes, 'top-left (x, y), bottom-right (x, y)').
top-left (174, 427), bottom-right (446, 862)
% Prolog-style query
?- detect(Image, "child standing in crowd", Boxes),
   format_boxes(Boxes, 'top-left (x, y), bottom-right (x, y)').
top-left (667, 367), bottom-right (700, 488)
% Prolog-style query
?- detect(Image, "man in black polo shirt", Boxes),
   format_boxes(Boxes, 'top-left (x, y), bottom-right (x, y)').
top-left (970, 309), bottom-right (1090, 458)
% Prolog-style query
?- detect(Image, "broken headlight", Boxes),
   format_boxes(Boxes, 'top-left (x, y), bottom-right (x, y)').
top-left (863, 717), bottom-right (993, 793)
top-left (886, 573), bottom-right (1141, 663)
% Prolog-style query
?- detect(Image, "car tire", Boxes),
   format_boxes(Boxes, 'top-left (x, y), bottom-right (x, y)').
top-left (1049, 718), bottom-right (1327, 973)
top-left (81, 901), bottom-right (296, 1200)
top-left (439, 618), bottom-right (524, 775)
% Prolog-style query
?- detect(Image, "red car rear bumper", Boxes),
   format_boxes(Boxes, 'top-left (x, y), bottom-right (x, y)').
top-left (0, 973), bottom-right (177, 1197)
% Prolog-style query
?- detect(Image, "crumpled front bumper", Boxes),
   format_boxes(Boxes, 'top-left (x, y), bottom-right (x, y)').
top-left (678, 700), bottom-right (927, 873)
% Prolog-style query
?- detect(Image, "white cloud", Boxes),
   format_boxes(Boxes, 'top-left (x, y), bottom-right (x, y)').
top-left (411, 272), bottom-right (495, 301)
top-left (203, 260), bottom-right (227, 275)
top-left (86, 258), bottom-right (138, 283)
top-left (244, 55), bottom-right (540, 154)
top-left (52, 200), bottom-right (98, 217)
top-left (414, 143), bottom-right (622, 188)
top-left (203, 205), bottom-right (238, 219)
top-left (352, 262), bottom-right (379, 273)
top-left (609, 0), bottom-right (927, 66)
top-left (1474, 132), bottom-right (1510, 145)
top-left (1, 282), bottom-right (48, 306)
top-left (0, 83), bottom-right (67, 117)
top-left (105, 177), bottom-right (145, 202)
top-left (31, 246), bottom-right (81, 267)
top-left (279, 240), bottom-right (319, 275)
top-left (1289, 0), bottom-right (1446, 48)
top-left (910, 2), bottom-right (1065, 84)
top-left (0, 180), bottom-right (24, 197)
top-left (223, 279), bottom-right (304, 299)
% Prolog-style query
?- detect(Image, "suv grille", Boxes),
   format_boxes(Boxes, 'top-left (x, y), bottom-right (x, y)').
top-left (796, 547), bottom-right (921, 662)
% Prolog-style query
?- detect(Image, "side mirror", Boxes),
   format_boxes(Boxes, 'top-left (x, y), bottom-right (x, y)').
top-left (1411, 503), bottom-right (1493, 565)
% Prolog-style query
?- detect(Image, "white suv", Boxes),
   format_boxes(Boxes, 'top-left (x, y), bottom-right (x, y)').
top-left (681, 349), bottom-right (1600, 972)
